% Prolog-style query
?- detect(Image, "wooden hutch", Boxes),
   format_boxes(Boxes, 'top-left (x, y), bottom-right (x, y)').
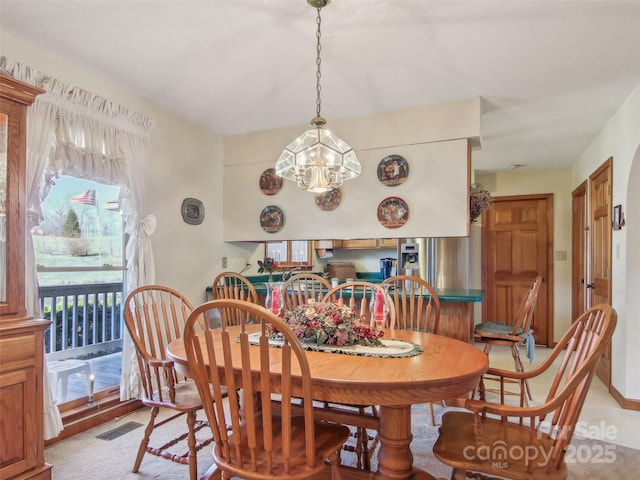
top-left (0, 74), bottom-right (51, 479)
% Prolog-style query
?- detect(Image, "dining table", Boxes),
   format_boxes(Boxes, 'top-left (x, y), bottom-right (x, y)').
top-left (167, 325), bottom-right (488, 480)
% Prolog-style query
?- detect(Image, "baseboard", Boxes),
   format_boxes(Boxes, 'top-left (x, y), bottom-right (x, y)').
top-left (610, 384), bottom-right (640, 411)
top-left (45, 396), bottom-right (142, 445)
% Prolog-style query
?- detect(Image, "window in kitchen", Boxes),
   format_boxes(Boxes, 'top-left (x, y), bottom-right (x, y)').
top-left (265, 240), bottom-right (312, 268)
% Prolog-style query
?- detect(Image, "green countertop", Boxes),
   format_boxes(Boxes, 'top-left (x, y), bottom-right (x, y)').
top-left (207, 273), bottom-right (484, 303)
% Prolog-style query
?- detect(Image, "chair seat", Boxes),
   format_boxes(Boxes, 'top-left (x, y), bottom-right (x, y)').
top-left (433, 411), bottom-right (568, 480)
top-left (475, 321), bottom-right (525, 336)
top-left (143, 380), bottom-right (204, 410)
top-left (146, 379), bottom-right (230, 411)
top-left (217, 412), bottom-right (351, 478)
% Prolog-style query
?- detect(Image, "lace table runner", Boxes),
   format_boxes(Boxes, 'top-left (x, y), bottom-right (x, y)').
top-left (246, 332), bottom-right (423, 358)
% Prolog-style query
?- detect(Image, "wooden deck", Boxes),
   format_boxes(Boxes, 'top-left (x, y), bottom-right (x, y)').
top-left (47, 351), bottom-right (122, 403)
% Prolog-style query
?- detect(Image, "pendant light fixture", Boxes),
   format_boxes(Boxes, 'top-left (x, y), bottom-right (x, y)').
top-left (275, 0), bottom-right (361, 193)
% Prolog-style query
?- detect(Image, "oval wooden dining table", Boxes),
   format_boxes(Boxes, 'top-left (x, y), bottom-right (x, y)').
top-left (167, 326), bottom-right (488, 480)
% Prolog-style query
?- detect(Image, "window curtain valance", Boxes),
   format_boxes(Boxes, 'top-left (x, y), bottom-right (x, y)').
top-left (1, 57), bottom-right (152, 187)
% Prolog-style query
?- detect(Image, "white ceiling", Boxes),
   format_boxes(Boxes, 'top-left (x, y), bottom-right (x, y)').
top-left (2, 0), bottom-right (640, 172)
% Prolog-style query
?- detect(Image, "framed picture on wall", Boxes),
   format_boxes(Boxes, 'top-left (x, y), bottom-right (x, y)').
top-left (612, 204), bottom-right (625, 230)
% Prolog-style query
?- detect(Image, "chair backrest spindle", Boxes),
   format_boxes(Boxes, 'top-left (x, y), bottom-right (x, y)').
top-left (382, 275), bottom-right (440, 334)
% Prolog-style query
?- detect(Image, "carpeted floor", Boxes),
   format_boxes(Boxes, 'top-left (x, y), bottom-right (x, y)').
top-left (45, 402), bottom-right (638, 479)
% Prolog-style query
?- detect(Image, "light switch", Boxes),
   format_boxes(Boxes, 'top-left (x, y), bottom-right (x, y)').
top-left (554, 251), bottom-right (567, 261)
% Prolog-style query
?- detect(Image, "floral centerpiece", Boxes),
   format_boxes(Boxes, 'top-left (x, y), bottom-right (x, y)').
top-left (270, 300), bottom-right (384, 347)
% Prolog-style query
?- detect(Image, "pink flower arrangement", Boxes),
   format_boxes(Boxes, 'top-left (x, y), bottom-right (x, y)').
top-left (258, 256), bottom-right (279, 274)
top-left (272, 300), bottom-right (384, 347)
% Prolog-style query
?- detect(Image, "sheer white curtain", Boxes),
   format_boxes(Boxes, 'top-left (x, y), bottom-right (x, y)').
top-left (119, 129), bottom-right (156, 400)
top-left (0, 57), bottom-right (154, 437)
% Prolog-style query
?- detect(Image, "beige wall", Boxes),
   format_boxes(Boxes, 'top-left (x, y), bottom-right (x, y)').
top-left (475, 167), bottom-right (573, 343)
top-left (2, 33), bottom-right (229, 304)
top-left (224, 139), bottom-right (471, 241)
top-left (223, 98), bottom-right (482, 242)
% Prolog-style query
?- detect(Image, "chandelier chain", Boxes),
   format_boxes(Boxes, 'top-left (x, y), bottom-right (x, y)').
top-left (315, 6), bottom-right (322, 118)
top-left (274, 0), bottom-right (361, 193)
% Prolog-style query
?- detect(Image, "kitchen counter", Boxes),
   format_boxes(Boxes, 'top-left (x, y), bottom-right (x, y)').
top-left (207, 273), bottom-right (483, 301)
top-left (206, 273), bottom-right (483, 343)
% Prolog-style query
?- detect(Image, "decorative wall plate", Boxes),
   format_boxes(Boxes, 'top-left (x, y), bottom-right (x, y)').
top-left (260, 205), bottom-right (284, 233)
top-left (377, 196), bottom-right (409, 228)
top-left (181, 198), bottom-right (205, 225)
top-left (259, 168), bottom-right (283, 195)
top-left (377, 154), bottom-right (409, 186)
top-left (314, 187), bottom-right (342, 211)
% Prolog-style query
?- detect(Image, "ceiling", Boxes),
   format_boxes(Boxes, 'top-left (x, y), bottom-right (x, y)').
top-left (2, 0), bottom-right (640, 172)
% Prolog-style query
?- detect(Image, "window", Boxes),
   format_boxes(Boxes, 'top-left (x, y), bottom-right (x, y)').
top-left (265, 241), bottom-right (312, 268)
top-left (35, 176), bottom-right (124, 285)
top-left (34, 175), bottom-right (125, 405)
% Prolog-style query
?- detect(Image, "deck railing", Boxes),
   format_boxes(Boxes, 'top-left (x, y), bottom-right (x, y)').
top-left (40, 282), bottom-right (124, 361)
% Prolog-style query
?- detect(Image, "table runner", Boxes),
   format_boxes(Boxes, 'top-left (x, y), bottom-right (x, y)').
top-left (246, 332), bottom-right (423, 358)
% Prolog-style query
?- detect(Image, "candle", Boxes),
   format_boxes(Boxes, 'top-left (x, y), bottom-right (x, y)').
top-left (88, 374), bottom-right (95, 403)
top-left (374, 289), bottom-right (384, 314)
top-left (374, 289), bottom-right (385, 329)
top-left (271, 286), bottom-right (280, 315)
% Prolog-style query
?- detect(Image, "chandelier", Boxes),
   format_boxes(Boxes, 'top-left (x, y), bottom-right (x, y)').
top-left (275, 0), bottom-right (361, 193)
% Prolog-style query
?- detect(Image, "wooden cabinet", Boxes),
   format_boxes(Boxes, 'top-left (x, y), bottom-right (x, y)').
top-left (378, 238), bottom-right (398, 249)
top-left (0, 74), bottom-right (51, 480)
top-left (331, 239), bottom-right (398, 249)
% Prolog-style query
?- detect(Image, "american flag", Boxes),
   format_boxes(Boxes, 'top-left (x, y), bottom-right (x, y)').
top-left (71, 190), bottom-right (97, 206)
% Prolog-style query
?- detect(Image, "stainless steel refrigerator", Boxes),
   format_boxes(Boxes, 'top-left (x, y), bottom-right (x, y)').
top-left (397, 237), bottom-right (470, 289)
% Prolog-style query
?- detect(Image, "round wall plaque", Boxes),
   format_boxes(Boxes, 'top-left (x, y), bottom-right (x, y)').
top-left (314, 187), bottom-right (342, 211)
top-left (181, 198), bottom-right (205, 225)
top-left (260, 205), bottom-right (284, 233)
top-left (259, 168), bottom-right (283, 195)
top-left (377, 154), bottom-right (409, 186)
top-left (377, 196), bottom-right (409, 228)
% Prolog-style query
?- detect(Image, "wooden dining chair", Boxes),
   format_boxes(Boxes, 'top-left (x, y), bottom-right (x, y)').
top-left (382, 274), bottom-right (442, 425)
top-left (433, 303), bottom-right (617, 480)
top-left (123, 285), bottom-right (213, 480)
top-left (475, 275), bottom-right (543, 405)
top-left (280, 273), bottom-right (331, 312)
top-left (319, 281), bottom-right (395, 469)
top-left (211, 271), bottom-right (259, 325)
top-left (183, 299), bottom-right (350, 480)
top-left (382, 274), bottom-right (440, 333)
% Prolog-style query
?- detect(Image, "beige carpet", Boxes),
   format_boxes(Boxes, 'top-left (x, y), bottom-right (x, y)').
top-left (45, 402), bottom-right (637, 479)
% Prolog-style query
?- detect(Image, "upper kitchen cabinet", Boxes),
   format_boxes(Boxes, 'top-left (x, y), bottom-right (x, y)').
top-left (331, 239), bottom-right (398, 249)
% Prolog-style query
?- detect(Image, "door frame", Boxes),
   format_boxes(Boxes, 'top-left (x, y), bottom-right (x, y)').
top-left (481, 193), bottom-right (554, 347)
top-left (571, 181), bottom-right (588, 321)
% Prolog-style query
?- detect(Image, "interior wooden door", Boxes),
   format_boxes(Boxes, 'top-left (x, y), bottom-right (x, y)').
top-left (589, 157), bottom-right (613, 387)
top-left (482, 194), bottom-right (553, 346)
top-left (571, 181), bottom-right (588, 321)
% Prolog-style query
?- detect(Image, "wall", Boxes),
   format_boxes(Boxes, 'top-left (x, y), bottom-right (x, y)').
top-left (572, 82), bottom-right (640, 400)
top-left (1, 33), bottom-right (229, 304)
top-left (224, 139), bottom-right (471, 241)
top-left (223, 99), bottom-right (482, 241)
top-left (475, 167), bottom-right (573, 343)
